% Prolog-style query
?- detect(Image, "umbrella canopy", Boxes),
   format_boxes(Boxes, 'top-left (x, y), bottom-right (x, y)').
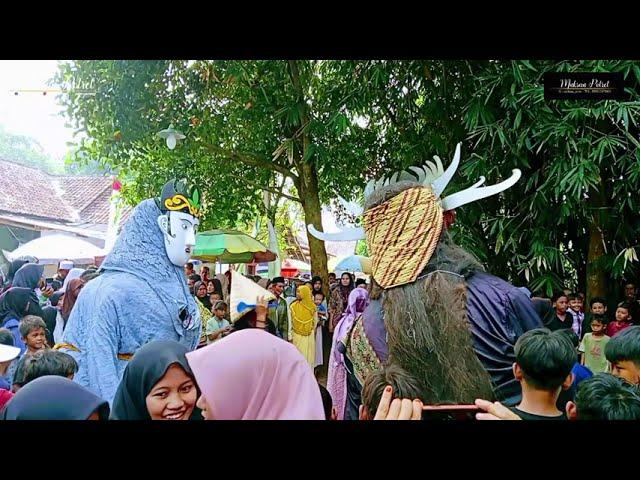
top-left (192, 229), bottom-right (277, 264)
top-left (329, 254), bottom-right (372, 274)
top-left (280, 258), bottom-right (311, 279)
top-left (3, 234), bottom-right (103, 265)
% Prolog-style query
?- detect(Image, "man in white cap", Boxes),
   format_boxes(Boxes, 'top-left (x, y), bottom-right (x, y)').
top-left (54, 260), bottom-right (74, 283)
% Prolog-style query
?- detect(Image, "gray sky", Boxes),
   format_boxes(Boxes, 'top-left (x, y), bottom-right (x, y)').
top-left (0, 60), bottom-right (75, 163)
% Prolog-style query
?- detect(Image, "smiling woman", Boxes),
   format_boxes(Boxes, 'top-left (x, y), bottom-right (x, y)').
top-left (110, 340), bottom-right (200, 420)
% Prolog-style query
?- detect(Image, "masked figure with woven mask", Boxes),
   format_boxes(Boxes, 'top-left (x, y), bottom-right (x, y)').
top-left (308, 144), bottom-right (542, 415)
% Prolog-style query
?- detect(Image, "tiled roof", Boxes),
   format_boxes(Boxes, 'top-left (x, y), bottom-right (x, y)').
top-left (0, 159), bottom-right (130, 230)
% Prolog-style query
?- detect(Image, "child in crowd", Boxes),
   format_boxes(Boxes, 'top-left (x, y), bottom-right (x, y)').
top-left (313, 292), bottom-right (327, 326)
top-left (566, 373), bottom-right (640, 420)
top-left (604, 325), bottom-right (640, 385)
top-left (578, 314), bottom-right (610, 373)
top-left (206, 301), bottom-right (231, 343)
top-left (510, 328), bottom-right (575, 420)
top-left (568, 292), bottom-right (584, 338)
top-left (19, 315), bottom-right (48, 357)
top-left (545, 292), bottom-right (574, 332)
top-left (22, 349), bottom-right (78, 385)
top-left (606, 302), bottom-right (633, 338)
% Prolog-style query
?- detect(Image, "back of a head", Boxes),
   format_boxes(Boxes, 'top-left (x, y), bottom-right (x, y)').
top-left (575, 373), bottom-right (640, 420)
top-left (23, 350), bottom-right (79, 385)
top-left (362, 364), bottom-right (422, 417)
top-left (605, 325), bottom-right (640, 366)
top-left (0, 327), bottom-right (14, 346)
top-left (515, 328), bottom-right (576, 390)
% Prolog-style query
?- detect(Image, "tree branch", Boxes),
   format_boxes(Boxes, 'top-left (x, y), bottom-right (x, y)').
top-left (201, 142), bottom-right (298, 182)
top-left (246, 181), bottom-right (301, 203)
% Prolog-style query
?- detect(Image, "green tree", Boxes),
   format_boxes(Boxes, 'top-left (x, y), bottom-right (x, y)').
top-left (54, 60), bottom-right (387, 286)
top-left (0, 125), bottom-right (60, 173)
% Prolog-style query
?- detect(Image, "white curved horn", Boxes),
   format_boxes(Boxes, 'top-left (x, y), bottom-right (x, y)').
top-left (409, 166), bottom-right (426, 183)
top-left (470, 176), bottom-right (486, 189)
top-left (441, 169), bottom-right (522, 212)
top-left (431, 142), bottom-right (461, 198)
top-left (397, 170), bottom-right (416, 182)
top-left (307, 224), bottom-right (366, 242)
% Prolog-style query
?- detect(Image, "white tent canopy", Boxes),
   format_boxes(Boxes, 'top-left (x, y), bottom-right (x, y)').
top-left (3, 233), bottom-right (104, 265)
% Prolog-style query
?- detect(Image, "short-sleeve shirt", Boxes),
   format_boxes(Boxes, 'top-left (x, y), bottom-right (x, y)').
top-left (579, 333), bottom-right (610, 373)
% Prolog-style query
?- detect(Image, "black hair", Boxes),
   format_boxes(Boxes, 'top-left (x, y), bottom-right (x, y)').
top-left (313, 291), bottom-right (325, 301)
top-left (318, 384), bottom-right (333, 420)
top-left (213, 301), bottom-right (228, 311)
top-left (355, 278), bottom-right (367, 287)
top-left (12, 355), bottom-right (33, 388)
top-left (0, 327), bottom-right (14, 347)
top-left (189, 274), bottom-right (201, 283)
top-left (574, 373), bottom-right (640, 420)
top-left (514, 328), bottom-right (576, 391)
top-left (19, 315), bottom-right (47, 338)
top-left (557, 329), bottom-right (579, 349)
top-left (186, 262), bottom-right (194, 269)
top-left (328, 273), bottom-right (336, 279)
top-left (590, 297), bottom-right (607, 308)
top-left (552, 291), bottom-right (568, 303)
top-left (567, 292), bottom-right (579, 301)
top-left (617, 301), bottom-right (632, 313)
top-left (605, 326), bottom-right (640, 367)
top-left (23, 350), bottom-right (79, 385)
top-left (311, 276), bottom-right (322, 285)
top-left (590, 313), bottom-right (606, 325)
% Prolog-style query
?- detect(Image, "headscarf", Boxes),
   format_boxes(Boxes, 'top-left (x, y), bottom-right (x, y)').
top-left (98, 199), bottom-right (198, 332)
top-left (334, 288), bottom-right (370, 353)
top-left (0, 287), bottom-right (32, 325)
top-left (290, 284), bottom-right (316, 336)
top-left (338, 273), bottom-right (354, 308)
top-left (62, 268), bottom-right (85, 293)
top-left (193, 281), bottom-right (211, 310)
top-left (311, 276), bottom-right (323, 295)
top-left (40, 306), bottom-right (58, 347)
top-left (186, 329), bottom-right (325, 420)
top-left (110, 340), bottom-right (199, 420)
top-left (1, 375), bottom-right (109, 420)
top-left (326, 288), bottom-right (370, 420)
top-left (60, 278), bottom-right (85, 323)
top-left (258, 278), bottom-right (270, 290)
top-left (49, 291), bottom-right (64, 308)
top-left (4, 259), bottom-right (30, 288)
top-left (12, 263), bottom-right (44, 291)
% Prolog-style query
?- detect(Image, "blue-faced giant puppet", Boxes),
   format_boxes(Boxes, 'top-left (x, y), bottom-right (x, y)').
top-left (59, 179), bottom-right (202, 404)
top-left (309, 144), bottom-right (542, 418)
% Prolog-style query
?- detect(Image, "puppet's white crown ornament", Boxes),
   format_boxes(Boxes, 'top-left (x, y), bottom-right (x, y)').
top-left (307, 143), bottom-right (521, 242)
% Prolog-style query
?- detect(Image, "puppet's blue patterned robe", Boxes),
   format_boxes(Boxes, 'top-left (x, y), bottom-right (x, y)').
top-left (61, 199), bottom-right (201, 405)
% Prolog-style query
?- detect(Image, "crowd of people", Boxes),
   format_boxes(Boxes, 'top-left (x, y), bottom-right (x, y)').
top-left (1, 252), bottom-right (638, 420)
top-left (1, 166), bottom-right (640, 421)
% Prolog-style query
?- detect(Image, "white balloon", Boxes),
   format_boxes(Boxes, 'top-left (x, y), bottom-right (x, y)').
top-left (166, 135), bottom-right (177, 150)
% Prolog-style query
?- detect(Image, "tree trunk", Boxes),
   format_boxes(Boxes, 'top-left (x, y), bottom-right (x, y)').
top-left (298, 162), bottom-right (329, 291)
top-left (586, 183), bottom-right (607, 304)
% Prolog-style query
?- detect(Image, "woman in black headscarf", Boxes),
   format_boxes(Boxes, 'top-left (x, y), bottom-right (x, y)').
top-left (12, 264), bottom-right (46, 311)
top-left (12, 263), bottom-right (44, 291)
top-left (1, 375), bottom-right (109, 420)
top-left (0, 287), bottom-right (37, 354)
top-left (110, 340), bottom-right (200, 420)
top-left (328, 272), bottom-right (354, 332)
top-left (2, 259), bottom-right (31, 293)
top-left (193, 281), bottom-right (212, 311)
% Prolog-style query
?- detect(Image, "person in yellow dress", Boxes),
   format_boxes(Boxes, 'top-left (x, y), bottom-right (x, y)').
top-left (290, 284), bottom-right (317, 367)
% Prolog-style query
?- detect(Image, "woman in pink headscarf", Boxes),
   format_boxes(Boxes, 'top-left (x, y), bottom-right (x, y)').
top-left (326, 287), bottom-right (370, 420)
top-left (186, 328), bottom-right (325, 420)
